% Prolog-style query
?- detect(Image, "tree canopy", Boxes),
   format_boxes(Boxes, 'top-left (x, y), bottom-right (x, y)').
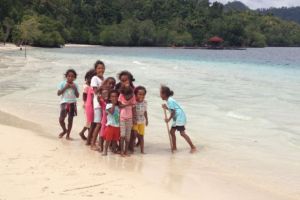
top-left (1, 0), bottom-right (300, 47)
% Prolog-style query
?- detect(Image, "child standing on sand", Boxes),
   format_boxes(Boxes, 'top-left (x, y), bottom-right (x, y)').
top-left (98, 77), bottom-right (116, 151)
top-left (119, 85), bottom-right (136, 156)
top-left (98, 86), bottom-right (109, 152)
top-left (79, 69), bottom-right (95, 140)
top-left (57, 69), bottom-right (79, 140)
top-left (133, 86), bottom-right (148, 154)
top-left (89, 60), bottom-right (105, 150)
top-left (103, 90), bottom-right (120, 156)
top-left (160, 85), bottom-right (196, 153)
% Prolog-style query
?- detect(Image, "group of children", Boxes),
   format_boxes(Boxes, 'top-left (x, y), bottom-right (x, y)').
top-left (57, 60), bottom-right (196, 156)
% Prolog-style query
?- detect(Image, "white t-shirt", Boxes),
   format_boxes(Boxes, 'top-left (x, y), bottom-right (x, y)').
top-left (91, 75), bottom-right (103, 109)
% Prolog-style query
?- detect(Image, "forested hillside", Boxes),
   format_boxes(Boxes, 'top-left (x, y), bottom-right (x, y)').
top-left (258, 7), bottom-right (300, 24)
top-left (1, 0), bottom-right (300, 47)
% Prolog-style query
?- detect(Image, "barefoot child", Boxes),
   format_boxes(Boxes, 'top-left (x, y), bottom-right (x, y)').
top-left (98, 86), bottom-right (109, 152)
top-left (133, 86), bottom-right (148, 154)
top-left (89, 60), bottom-right (105, 150)
top-left (103, 90), bottom-right (120, 156)
top-left (79, 69), bottom-right (95, 140)
top-left (57, 69), bottom-right (79, 140)
top-left (119, 85), bottom-right (136, 156)
top-left (160, 85), bottom-right (196, 153)
top-left (98, 77), bottom-right (116, 151)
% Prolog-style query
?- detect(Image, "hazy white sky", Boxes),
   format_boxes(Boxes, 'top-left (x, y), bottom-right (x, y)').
top-left (211, 0), bottom-right (300, 9)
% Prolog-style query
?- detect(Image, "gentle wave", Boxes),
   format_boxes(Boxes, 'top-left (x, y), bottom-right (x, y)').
top-left (226, 111), bottom-right (252, 121)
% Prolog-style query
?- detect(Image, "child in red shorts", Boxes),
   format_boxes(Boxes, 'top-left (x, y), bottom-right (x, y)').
top-left (103, 90), bottom-right (120, 156)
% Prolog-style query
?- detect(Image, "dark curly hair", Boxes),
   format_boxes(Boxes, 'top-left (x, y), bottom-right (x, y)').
top-left (65, 69), bottom-right (77, 79)
top-left (160, 85), bottom-right (174, 97)
top-left (84, 69), bottom-right (96, 83)
top-left (134, 86), bottom-right (147, 95)
top-left (118, 70), bottom-right (135, 82)
top-left (94, 60), bottom-right (105, 69)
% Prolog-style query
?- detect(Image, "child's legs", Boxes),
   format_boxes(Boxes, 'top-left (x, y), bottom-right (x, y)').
top-left (91, 108), bottom-right (101, 146)
top-left (129, 129), bottom-right (137, 152)
top-left (103, 140), bottom-right (111, 155)
top-left (59, 104), bottom-right (67, 134)
top-left (180, 130), bottom-right (196, 149)
top-left (124, 120), bottom-right (133, 154)
top-left (120, 121), bottom-right (126, 155)
top-left (170, 128), bottom-right (177, 150)
top-left (66, 114), bottom-right (74, 138)
top-left (86, 123), bottom-right (95, 145)
top-left (91, 123), bottom-right (101, 146)
top-left (137, 134), bottom-right (144, 153)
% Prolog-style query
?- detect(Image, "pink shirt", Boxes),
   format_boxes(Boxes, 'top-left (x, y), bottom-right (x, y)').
top-left (118, 94), bottom-right (136, 121)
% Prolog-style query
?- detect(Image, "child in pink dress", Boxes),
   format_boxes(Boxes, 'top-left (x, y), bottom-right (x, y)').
top-left (79, 69), bottom-right (95, 140)
top-left (118, 85), bottom-right (136, 156)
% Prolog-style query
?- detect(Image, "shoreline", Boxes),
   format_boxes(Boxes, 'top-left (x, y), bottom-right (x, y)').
top-left (2, 43), bottom-right (300, 51)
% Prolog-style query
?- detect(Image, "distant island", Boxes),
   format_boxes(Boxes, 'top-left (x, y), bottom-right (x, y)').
top-left (1, 0), bottom-right (300, 48)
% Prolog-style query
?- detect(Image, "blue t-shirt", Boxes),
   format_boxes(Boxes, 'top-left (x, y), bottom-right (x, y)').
top-left (167, 97), bottom-right (187, 127)
top-left (106, 103), bottom-right (120, 127)
top-left (57, 80), bottom-right (79, 104)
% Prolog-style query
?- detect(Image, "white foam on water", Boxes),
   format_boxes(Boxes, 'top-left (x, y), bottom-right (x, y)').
top-left (227, 111), bottom-right (252, 121)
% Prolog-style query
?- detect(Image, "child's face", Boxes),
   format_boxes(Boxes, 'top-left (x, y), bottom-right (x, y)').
top-left (136, 90), bottom-right (146, 102)
top-left (110, 93), bottom-right (118, 104)
top-left (108, 79), bottom-right (116, 89)
top-left (120, 75), bottom-right (129, 86)
top-left (66, 72), bottom-right (76, 83)
top-left (102, 90), bottom-right (109, 100)
top-left (96, 64), bottom-right (105, 77)
top-left (160, 90), bottom-right (167, 100)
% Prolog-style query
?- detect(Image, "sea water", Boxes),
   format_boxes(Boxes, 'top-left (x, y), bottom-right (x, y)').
top-left (0, 46), bottom-right (299, 199)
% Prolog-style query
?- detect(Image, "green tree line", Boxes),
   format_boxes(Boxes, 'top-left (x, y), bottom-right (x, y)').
top-left (1, 0), bottom-right (300, 47)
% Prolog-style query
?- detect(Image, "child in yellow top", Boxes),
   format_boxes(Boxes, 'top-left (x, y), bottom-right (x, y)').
top-left (133, 86), bottom-right (148, 154)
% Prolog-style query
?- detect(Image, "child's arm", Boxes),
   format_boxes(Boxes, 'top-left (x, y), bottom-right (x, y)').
top-left (144, 111), bottom-right (148, 126)
top-left (165, 110), bottom-right (175, 123)
top-left (132, 106), bottom-right (137, 125)
top-left (70, 83), bottom-right (79, 98)
top-left (107, 104), bottom-right (116, 114)
top-left (83, 93), bottom-right (87, 103)
top-left (57, 84), bottom-right (69, 96)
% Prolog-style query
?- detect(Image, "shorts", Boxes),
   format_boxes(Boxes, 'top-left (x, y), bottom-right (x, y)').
top-left (93, 108), bottom-right (102, 123)
top-left (133, 123), bottom-right (145, 136)
top-left (120, 119), bottom-right (133, 141)
top-left (171, 126), bottom-right (185, 132)
top-left (60, 103), bottom-right (77, 119)
top-left (105, 126), bottom-right (120, 141)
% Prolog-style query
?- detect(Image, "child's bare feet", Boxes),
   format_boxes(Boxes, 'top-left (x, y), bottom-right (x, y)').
top-left (102, 152), bottom-right (108, 156)
top-left (190, 147), bottom-right (197, 153)
top-left (79, 132), bottom-right (87, 140)
top-left (59, 131), bottom-right (66, 138)
top-left (66, 136), bottom-right (73, 140)
top-left (91, 145), bottom-right (99, 151)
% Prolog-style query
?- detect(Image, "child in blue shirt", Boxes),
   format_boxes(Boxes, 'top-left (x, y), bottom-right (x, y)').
top-left (161, 85), bottom-right (196, 153)
top-left (57, 69), bottom-right (79, 140)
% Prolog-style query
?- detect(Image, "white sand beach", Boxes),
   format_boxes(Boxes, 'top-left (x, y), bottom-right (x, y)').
top-left (0, 45), bottom-right (299, 200)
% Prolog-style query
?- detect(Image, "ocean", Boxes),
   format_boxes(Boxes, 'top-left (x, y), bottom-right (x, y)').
top-left (0, 46), bottom-right (299, 199)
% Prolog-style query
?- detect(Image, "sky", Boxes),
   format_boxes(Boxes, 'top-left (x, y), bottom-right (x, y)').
top-left (210, 0), bottom-right (300, 9)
